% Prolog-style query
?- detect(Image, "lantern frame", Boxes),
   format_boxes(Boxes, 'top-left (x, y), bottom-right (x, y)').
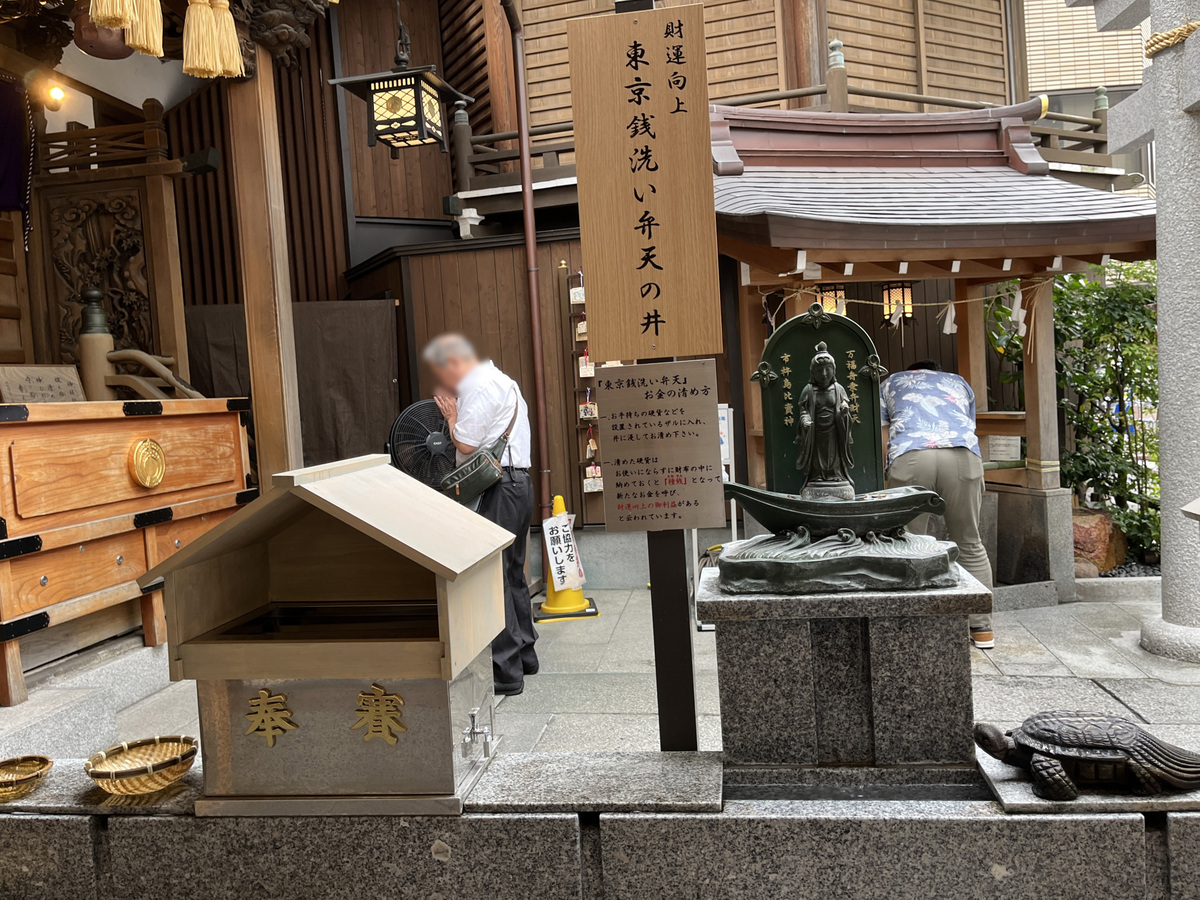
top-left (816, 283), bottom-right (846, 314)
top-left (881, 282), bottom-right (914, 322)
top-left (331, 66), bottom-right (472, 157)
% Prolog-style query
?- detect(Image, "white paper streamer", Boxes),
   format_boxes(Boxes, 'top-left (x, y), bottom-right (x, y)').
top-left (940, 301), bottom-right (957, 334)
top-left (1011, 288), bottom-right (1027, 337)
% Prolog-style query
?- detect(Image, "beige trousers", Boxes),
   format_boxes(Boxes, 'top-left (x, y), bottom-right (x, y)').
top-left (887, 447), bottom-right (994, 631)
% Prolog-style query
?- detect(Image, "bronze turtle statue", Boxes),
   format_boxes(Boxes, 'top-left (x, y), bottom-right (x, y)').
top-left (975, 710), bottom-right (1200, 801)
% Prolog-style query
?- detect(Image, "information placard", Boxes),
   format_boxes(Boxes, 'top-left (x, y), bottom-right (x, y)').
top-left (596, 359), bottom-right (725, 532)
top-left (568, 4), bottom-right (721, 361)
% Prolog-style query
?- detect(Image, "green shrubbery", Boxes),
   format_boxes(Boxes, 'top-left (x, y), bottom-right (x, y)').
top-left (1055, 262), bottom-right (1160, 559)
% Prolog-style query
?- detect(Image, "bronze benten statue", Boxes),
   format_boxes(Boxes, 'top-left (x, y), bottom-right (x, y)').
top-left (795, 342), bottom-right (855, 500)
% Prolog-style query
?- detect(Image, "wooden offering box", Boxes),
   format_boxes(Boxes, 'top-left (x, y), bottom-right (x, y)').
top-left (140, 455), bottom-right (513, 816)
top-left (0, 399), bottom-right (252, 705)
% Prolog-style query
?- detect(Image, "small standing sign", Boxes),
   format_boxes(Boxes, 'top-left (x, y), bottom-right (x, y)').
top-left (596, 359), bottom-right (725, 532)
top-left (543, 512), bottom-right (586, 591)
top-left (568, 3), bottom-right (721, 361)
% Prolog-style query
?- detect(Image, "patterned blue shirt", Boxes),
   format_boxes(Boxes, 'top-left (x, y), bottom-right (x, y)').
top-left (880, 370), bottom-right (980, 469)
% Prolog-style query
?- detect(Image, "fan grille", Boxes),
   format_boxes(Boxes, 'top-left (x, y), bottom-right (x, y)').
top-left (387, 400), bottom-right (456, 486)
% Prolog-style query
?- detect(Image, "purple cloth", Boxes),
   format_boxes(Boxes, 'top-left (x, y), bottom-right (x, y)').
top-left (0, 78), bottom-right (30, 212)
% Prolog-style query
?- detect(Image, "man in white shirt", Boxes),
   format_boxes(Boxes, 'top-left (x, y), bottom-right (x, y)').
top-left (425, 333), bottom-right (538, 695)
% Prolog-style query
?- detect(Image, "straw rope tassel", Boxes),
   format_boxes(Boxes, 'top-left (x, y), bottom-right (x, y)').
top-left (211, 0), bottom-right (245, 78)
top-left (90, 0), bottom-right (135, 30)
top-left (126, 0), bottom-right (164, 57)
top-left (183, 0), bottom-right (220, 78)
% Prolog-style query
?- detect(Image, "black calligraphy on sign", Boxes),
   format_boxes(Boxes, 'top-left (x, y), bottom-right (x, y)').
top-left (597, 360), bottom-right (725, 532)
top-left (621, 20), bottom-right (691, 344)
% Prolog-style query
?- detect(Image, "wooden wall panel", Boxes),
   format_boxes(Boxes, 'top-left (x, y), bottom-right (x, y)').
top-left (522, 0), bottom-right (785, 133)
top-left (920, 0), bottom-right (1009, 104)
top-left (825, 0), bottom-right (1010, 109)
top-left (842, 280), bottom-right (959, 378)
top-left (337, 0), bottom-right (452, 220)
top-left (167, 83), bottom-right (240, 307)
top-left (826, 0), bottom-right (919, 109)
top-left (440, 0), bottom-right (517, 138)
top-left (167, 18), bottom-right (348, 306)
top-left (0, 212), bottom-right (34, 365)
top-left (273, 17), bottom-right (350, 303)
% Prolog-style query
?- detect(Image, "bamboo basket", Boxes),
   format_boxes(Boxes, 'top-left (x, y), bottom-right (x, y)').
top-left (85, 736), bottom-right (198, 795)
top-left (0, 755), bottom-right (53, 802)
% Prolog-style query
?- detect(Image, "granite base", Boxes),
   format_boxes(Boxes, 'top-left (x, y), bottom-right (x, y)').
top-left (698, 567), bottom-right (990, 772)
top-left (600, 800), bottom-right (1148, 900)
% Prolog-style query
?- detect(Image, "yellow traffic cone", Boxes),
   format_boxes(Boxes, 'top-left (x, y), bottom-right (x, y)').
top-left (536, 495), bottom-right (600, 622)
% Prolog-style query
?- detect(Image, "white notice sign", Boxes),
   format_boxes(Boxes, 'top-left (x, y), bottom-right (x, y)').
top-left (543, 513), bottom-right (586, 590)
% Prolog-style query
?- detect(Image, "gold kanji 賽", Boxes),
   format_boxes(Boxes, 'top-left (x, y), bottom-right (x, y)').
top-left (245, 689), bottom-right (298, 748)
top-left (351, 683), bottom-right (407, 745)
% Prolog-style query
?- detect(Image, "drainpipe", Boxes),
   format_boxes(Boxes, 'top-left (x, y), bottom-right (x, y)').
top-left (500, 0), bottom-right (552, 520)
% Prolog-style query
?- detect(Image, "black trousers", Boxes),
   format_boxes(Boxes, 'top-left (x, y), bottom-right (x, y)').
top-left (477, 468), bottom-right (538, 684)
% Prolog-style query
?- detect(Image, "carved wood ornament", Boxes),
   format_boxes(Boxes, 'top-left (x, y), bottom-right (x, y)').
top-left (43, 188), bottom-right (155, 364)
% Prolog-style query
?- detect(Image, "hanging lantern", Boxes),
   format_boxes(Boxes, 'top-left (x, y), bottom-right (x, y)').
top-left (332, 66), bottom-right (466, 156)
top-left (816, 283), bottom-right (846, 314)
top-left (330, 3), bottom-right (471, 157)
top-left (881, 282), bottom-right (914, 325)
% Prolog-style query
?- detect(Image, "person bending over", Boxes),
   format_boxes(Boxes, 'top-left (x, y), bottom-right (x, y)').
top-left (881, 359), bottom-right (995, 649)
top-left (424, 333), bottom-right (539, 695)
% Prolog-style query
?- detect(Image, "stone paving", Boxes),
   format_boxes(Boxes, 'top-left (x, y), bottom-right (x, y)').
top-left (4, 588), bottom-right (1200, 760)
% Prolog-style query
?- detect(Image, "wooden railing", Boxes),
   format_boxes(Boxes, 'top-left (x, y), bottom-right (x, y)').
top-left (38, 99), bottom-right (169, 173)
top-left (452, 44), bottom-right (1116, 197)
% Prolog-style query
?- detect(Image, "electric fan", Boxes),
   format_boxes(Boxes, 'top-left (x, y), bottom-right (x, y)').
top-left (386, 399), bottom-right (458, 490)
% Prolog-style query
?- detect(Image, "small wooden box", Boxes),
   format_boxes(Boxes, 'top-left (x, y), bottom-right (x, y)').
top-left (140, 455), bottom-right (514, 815)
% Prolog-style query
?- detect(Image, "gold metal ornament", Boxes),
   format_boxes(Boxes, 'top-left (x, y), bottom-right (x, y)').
top-left (245, 689), bottom-right (298, 748)
top-left (129, 438), bottom-right (167, 488)
top-left (351, 683), bottom-right (407, 745)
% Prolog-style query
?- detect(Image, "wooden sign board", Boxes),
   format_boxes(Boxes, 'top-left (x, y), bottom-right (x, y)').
top-left (596, 359), bottom-right (725, 532)
top-left (0, 365), bottom-right (86, 402)
top-left (568, 4), bottom-right (722, 361)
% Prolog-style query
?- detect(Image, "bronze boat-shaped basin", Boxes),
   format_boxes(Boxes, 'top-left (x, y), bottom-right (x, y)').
top-left (723, 483), bottom-right (945, 537)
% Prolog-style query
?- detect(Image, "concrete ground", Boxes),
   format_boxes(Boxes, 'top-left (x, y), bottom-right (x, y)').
top-left (3, 589), bottom-right (1200, 760)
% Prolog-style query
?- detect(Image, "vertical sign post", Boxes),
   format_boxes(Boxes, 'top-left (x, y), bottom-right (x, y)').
top-left (570, 1), bottom-right (722, 751)
top-left (596, 360), bottom-right (725, 750)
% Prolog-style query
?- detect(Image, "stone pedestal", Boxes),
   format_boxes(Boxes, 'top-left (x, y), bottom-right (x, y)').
top-left (992, 483), bottom-right (1077, 604)
top-left (696, 567), bottom-right (991, 779)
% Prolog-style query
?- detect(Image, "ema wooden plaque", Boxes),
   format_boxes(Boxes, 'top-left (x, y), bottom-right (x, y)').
top-left (596, 359), bottom-right (726, 532)
top-left (568, 4), bottom-right (722, 362)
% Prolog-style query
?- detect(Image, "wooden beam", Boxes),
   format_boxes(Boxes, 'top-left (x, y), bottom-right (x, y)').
top-left (803, 241), bottom-right (1155, 265)
top-left (143, 168), bottom-right (190, 380)
top-left (717, 235), bottom-right (803, 276)
top-left (227, 47), bottom-right (304, 484)
top-left (954, 281), bottom-right (989, 457)
top-left (1020, 279), bottom-right (1060, 490)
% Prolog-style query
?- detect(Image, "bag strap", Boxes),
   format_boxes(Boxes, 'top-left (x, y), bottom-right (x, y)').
top-left (488, 388), bottom-right (521, 465)
top-left (502, 388), bottom-right (520, 439)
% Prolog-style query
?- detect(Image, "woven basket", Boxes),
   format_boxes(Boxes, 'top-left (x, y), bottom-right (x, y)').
top-left (0, 755), bottom-right (52, 802)
top-left (85, 736), bottom-right (198, 795)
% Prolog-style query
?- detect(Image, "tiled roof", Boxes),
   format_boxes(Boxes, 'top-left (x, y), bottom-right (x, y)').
top-left (714, 166), bottom-right (1157, 227)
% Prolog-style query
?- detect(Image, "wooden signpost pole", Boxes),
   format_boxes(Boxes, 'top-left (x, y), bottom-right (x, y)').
top-left (647, 528), bottom-right (698, 749)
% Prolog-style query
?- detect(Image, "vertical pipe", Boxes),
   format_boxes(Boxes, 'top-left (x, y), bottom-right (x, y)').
top-left (501, 0), bottom-right (553, 519)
